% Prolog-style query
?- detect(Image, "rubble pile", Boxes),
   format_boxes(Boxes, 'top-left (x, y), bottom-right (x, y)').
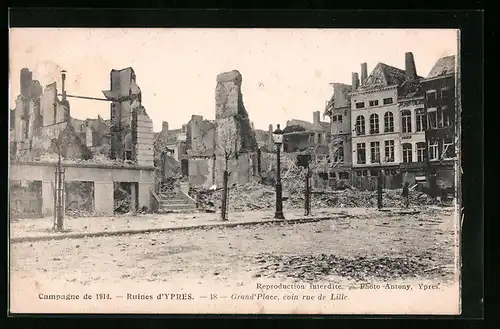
top-left (193, 181), bottom-right (440, 212)
top-left (253, 253), bottom-right (448, 282)
top-left (27, 152), bottom-right (137, 166)
top-left (114, 183), bottom-right (131, 213)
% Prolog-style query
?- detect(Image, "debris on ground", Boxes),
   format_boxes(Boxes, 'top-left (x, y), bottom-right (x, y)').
top-left (193, 181), bottom-right (441, 212)
top-left (253, 253), bottom-right (451, 282)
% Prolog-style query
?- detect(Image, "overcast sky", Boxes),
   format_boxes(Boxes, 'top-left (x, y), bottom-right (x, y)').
top-left (9, 28), bottom-right (458, 132)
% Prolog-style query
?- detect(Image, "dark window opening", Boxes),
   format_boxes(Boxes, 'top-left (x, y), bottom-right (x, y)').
top-left (402, 143), bottom-right (413, 163)
top-left (355, 115), bottom-right (366, 136)
top-left (370, 141), bottom-right (380, 164)
top-left (383, 97), bottom-right (393, 105)
top-left (356, 102), bottom-right (365, 109)
top-left (384, 140), bottom-right (395, 162)
top-left (369, 114), bottom-right (379, 134)
top-left (416, 108), bottom-right (426, 132)
top-left (401, 110), bottom-right (412, 133)
top-left (384, 112), bottom-right (394, 133)
top-left (427, 91), bottom-right (437, 101)
top-left (357, 143), bottom-right (366, 164)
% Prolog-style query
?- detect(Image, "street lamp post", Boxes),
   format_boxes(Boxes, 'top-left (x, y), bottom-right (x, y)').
top-left (273, 124), bottom-right (285, 220)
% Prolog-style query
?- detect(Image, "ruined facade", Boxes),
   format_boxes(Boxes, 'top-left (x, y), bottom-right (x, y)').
top-left (283, 112), bottom-right (330, 153)
top-left (10, 67), bottom-right (156, 217)
top-left (12, 68), bottom-right (43, 155)
top-left (421, 55), bottom-right (456, 190)
top-left (213, 70), bottom-right (258, 186)
top-left (103, 67), bottom-right (154, 167)
top-left (324, 82), bottom-right (353, 181)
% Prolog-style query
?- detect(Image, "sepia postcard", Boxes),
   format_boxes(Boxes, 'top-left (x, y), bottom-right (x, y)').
top-left (8, 28), bottom-right (461, 315)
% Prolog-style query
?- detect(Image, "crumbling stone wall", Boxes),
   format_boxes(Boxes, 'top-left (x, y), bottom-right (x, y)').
top-left (187, 115), bottom-right (216, 156)
top-left (13, 68), bottom-right (43, 155)
top-left (215, 70), bottom-right (257, 154)
top-left (213, 70), bottom-right (257, 186)
top-left (41, 82), bottom-right (70, 127)
top-left (103, 67), bottom-right (153, 166)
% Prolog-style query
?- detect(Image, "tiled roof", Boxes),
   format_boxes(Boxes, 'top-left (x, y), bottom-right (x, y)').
top-left (398, 80), bottom-right (424, 99)
top-left (359, 63), bottom-right (423, 91)
top-left (426, 55), bottom-right (456, 79)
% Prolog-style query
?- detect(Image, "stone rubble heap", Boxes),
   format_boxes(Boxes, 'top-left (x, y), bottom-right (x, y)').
top-left (193, 181), bottom-right (441, 213)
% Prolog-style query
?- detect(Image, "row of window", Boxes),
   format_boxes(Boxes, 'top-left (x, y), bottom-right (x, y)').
top-left (355, 112), bottom-right (395, 135)
top-left (355, 97), bottom-right (394, 109)
top-left (353, 107), bottom-right (452, 136)
top-left (354, 140), bottom-right (454, 165)
top-left (356, 141), bottom-right (395, 165)
top-left (426, 88), bottom-right (452, 101)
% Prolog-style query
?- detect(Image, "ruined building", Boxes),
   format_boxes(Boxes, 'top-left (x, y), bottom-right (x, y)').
top-left (103, 67), bottom-right (154, 167)
top-left (324, 82), bottom-right (353, 182)
top-left (10, 67), bottom-right (156, 218)
top-left (283, 111), bottom-right (330, 153)
top-left (421, 55), bottom-right (457, 191)
top-left (11, 68), bottom-right (91, 160)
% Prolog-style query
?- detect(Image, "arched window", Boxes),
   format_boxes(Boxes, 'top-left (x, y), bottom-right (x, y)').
top-left (355, 115), bottom-right (365, 136)
top-left (384, 111), bottom-right (394, 133)
top-left (416, 142), bottom-right (426, 162)
top-left (401, 110), bottom-right (412, 133)
top-left (415, 108), bottom-right (426, 132)
top-left (402, 143), bottom-right (413, 163)
top-left (369, 113), bottom-right (379, 134)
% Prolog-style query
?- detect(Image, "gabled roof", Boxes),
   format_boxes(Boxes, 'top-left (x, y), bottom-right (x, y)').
top-left (358, 63), bottom-right (407, 91)
top-left (426, 55), bottom-right (456, 79)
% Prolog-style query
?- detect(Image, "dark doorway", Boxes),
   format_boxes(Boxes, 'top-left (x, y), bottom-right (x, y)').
top-left (181, 159), bottom-right (189, 178)
top-left (65, 181), bottom-right (95, 216)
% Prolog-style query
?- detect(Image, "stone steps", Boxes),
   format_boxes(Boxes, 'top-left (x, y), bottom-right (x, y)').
top-left (157, 185), bottom-right (198, 213)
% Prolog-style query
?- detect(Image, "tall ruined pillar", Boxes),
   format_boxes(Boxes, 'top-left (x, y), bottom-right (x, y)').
top-left (214, 70), bottom-right (257, 186)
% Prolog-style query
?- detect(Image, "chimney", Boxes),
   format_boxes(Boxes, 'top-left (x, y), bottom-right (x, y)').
top-left (352, 72), bottom-right (359, 91)
top-left (361, 63), bottom-right (368, 83)
top-left (405, 52), bottom-right (417, 80)
top-left (162, 121), bottom-right (169, 132)
top-left (313, 111), bottom-right (321, 125)
top-left (61, 70), bottom-right (67, 101)
top-left (251, 122), bottom-right (255, 130)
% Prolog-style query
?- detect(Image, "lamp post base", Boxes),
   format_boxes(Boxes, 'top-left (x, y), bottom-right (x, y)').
top-left (274, 212), bottom-right (285, 220)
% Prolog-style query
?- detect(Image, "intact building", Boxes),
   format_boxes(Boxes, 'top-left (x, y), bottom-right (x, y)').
top-left (349, 54), bottom-right (422, 177)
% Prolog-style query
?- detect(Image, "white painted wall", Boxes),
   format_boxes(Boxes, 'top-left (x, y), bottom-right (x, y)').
top-left (350, 88), bottom-right (401, 167)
